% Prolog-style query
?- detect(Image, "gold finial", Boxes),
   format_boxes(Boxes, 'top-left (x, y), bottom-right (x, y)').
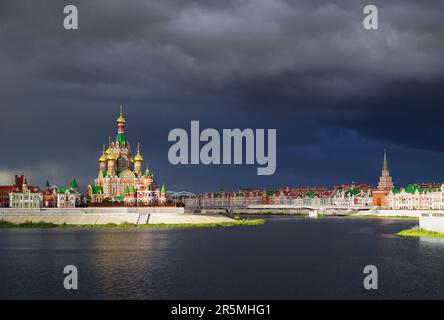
top-left (134, 142), bottom-right (144, 162)
top-left (117, 105), bottom-right (126, 124)
top-left (99, 144), bottom-right (107, 162)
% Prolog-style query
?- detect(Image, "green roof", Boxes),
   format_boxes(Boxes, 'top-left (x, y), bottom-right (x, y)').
top-left (116, 133), bottom-right (127, 145)
top-left (404, 184), bottom-right (423, 194)
top-left (345, 188), bottom-right (360, 196)
top-left (91, 186), bottom-right (103, 194)
top-left (45, 180), bottom-right (50, 188)
top-left (266, 190), bottom-right (274, 196)
top-left (102, 171), bottom-right (107, 178)
top-left (129, 185), bottom-right (135, 193)
top-left (70, 178), bottom-right (79, 191)
top-left (57, 187), bottom-right (67, 193)
top-left (124, 185), bottom-right (130, 194)
top-left (114, 195), bottom-right (124, 201)
top-left (305, 191), bottom-right (315, 198)
top-left (161, 184), bottom-right (166, 194)
top-left (391, 188), bottom-right (400, 194)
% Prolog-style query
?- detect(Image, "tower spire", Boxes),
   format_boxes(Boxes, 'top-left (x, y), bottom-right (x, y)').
top-left (383, 149), bottom-right (388, 171)
top-left (116, 105), bottom-right (127, 146)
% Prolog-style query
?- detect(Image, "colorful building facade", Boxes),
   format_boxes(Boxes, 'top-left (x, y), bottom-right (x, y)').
top-left (9, 176), bottom-right (42, 209)
top-left (57, 179), bottom-right (81, 208)
top-left (87, 107), bottom-right (167, 206)
top-left (387, 183), bottom-right (444, 210)
top-left (331, 183), bottom-right (373, 207)
top-left (0, 175), bottom-right (40, 208)
top-left (372, 150), bottom-right (394, 207)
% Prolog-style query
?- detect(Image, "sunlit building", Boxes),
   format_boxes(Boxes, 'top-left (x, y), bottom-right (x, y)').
top-left (372, 150), bottom-right (394, 207)
top-left (87, 107), bottom-right (167, 205)
top-left (9, 176), bottom-right (42, 209)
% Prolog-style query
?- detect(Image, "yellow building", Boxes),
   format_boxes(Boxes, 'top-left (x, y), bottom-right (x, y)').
top-left (9, 176), bottom-right (42, 209)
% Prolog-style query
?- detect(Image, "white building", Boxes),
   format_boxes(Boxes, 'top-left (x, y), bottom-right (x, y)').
top-left (387, 184), bottom-right (443, 210)
top-left (56, 179), bottom-right (81, 208)
top-left (331, 184), bottom-right (373, 207)
top-left (9, 178), bottom-right (42, 209)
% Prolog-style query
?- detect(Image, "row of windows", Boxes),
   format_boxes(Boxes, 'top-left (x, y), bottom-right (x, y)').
top-left (10, 202), bottom-right (40, 208)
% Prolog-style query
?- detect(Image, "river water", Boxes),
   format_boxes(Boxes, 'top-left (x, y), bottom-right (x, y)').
top-left (0, 216), bottom-right (442, 299)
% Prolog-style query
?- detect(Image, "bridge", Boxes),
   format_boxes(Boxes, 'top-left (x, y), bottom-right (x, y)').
top-left (167, 191), bottom-right (197, 198)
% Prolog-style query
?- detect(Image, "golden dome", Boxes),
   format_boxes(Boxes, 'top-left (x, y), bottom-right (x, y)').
top-left (134, 153), bottom-right (143, 162)
top-left (133, 142), bottom-right (144, 162)
top-left (116, 105), bottom-right (126, 124)
top-left (99, 145), bottom-right (107, 162)
top-left (107, 153), bottom-right (117, 161)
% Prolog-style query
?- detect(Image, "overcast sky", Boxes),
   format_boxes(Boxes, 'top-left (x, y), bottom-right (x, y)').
top-left (0, 0), bottom-right (443, 193)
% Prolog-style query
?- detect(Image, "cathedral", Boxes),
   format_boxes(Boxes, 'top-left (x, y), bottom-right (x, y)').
top-left (87, 106), bottom-right (167, 205)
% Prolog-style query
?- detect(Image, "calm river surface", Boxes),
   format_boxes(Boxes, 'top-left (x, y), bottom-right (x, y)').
top-left (0, 216), bottom-right (442, 299)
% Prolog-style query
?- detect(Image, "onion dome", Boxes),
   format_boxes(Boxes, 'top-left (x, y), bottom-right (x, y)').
top-left (134, 143), bottom-right (144, 162)
top-left (116, 105), bottom-right (126, 124)
top-left (105, 137), bottom-right (113, 155)
top-left (99, 145), bottom-right (107, 162)
top-left (107, 152), bottom-right (117, 161)
top-left (134, 153), bottom-right (143, 162)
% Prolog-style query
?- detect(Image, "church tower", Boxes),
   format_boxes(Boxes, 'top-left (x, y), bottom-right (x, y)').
top-left (372, 149), bottom-right (394, 207)
top-left (377, 149), bottom-right (394, 191)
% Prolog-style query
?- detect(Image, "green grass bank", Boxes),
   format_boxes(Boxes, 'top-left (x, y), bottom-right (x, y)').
top-left (397, 226), bottom-right (444, 238)
top-left (0, 219), bottom-right (265, 229)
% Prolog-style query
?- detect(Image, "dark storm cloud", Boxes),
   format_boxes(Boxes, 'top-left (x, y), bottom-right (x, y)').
top-left (0, 0), bottom-right (443, 191)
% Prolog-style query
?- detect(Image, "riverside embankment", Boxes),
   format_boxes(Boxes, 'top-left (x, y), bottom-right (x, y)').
top-left (0, 207), bottom-right (238, 225)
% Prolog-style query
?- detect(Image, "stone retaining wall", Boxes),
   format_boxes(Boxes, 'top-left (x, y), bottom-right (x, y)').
top-left (420, 214), bottom-right (444, 233)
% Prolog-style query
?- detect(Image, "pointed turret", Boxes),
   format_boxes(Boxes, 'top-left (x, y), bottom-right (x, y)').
top-left (383, 148), bottom-right (388, 171)
top-left (161, 184), bottom-right (166, 194)
top-left (116, 105), bottom-right (127, 146)
top-left (99, 144), bottom-right (107, 163)
top-left (45, 180), bottom-right (50, 189)
top-left (70, 178), bottom-right (79, 192)
top-left (133, 142), bottom-right (144, 176)
top-left (145, 165), bottom-right (152, 177)
top-left (134, 143), bottom-right (144, 162)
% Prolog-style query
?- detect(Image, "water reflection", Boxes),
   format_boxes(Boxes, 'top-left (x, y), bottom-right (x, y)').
top-left (419, 236), bottom-right (444, 247)
top-left (2, 218), bottom-right (444, 299)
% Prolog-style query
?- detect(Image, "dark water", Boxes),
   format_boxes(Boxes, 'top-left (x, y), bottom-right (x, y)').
top-left (0, 217), bottom-right (442, 299)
